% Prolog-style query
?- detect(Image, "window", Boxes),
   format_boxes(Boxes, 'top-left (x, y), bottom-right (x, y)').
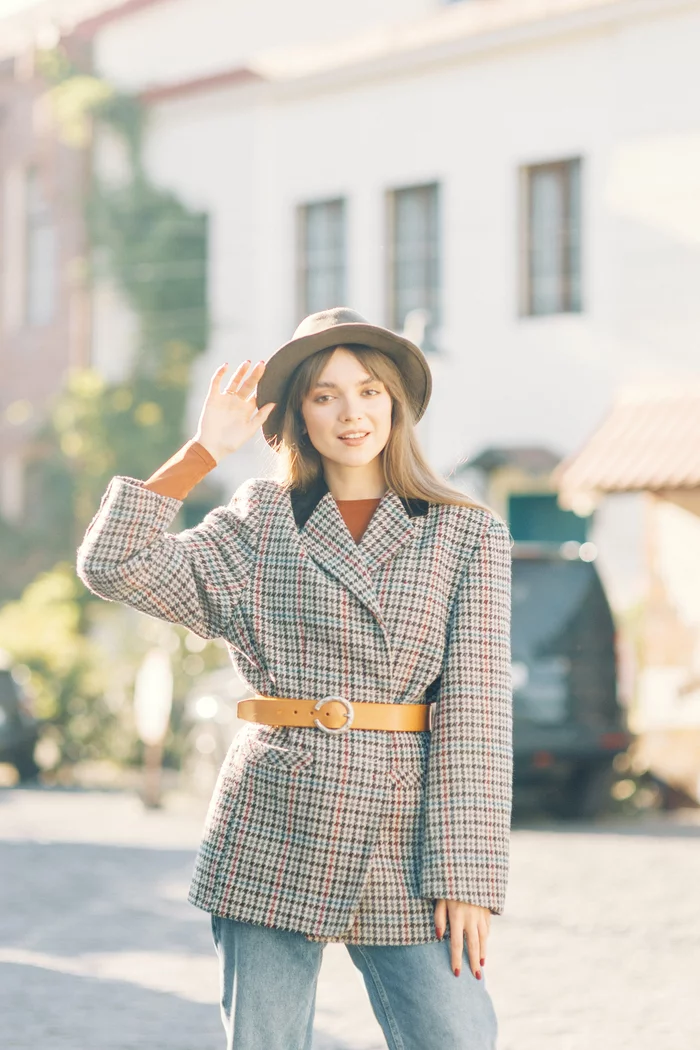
top-left (25, 167), bottom-right (57, 327)
top-left (0, 453), bottom-right (25, 523)
top-left (297, 198), bottom-right (346, 316)
top-left (521, 158), bottom-right (581, 316)
top-left (387, 182), bottom-right (440, 349)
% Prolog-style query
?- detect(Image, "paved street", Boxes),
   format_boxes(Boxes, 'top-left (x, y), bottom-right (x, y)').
top-left (1, 787), bottom-right (698, 1050)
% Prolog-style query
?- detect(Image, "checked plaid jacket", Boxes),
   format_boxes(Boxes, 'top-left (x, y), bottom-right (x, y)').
top-left (77, 470), bottom-right (513, 946)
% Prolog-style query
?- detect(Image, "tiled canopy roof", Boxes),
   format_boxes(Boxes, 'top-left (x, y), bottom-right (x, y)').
top-left (463, 446), bottom-right (562, 475)
top-left (553, 381), bottom-right (700, 506)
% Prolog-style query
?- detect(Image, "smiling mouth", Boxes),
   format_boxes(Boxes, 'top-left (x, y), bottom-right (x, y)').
top-left (338, 432), bottom-right (370, 442)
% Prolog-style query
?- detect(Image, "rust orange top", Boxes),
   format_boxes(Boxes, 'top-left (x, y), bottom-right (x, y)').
top-left (334, 498), bottom-right (382, 543)
top-left (143, 441), bottom-right (381, 543)
top-left (143, 439), bottom-right (216, 498)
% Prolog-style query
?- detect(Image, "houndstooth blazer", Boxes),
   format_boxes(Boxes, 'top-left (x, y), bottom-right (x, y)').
top-left (77, 469), bottom-right (513, 946)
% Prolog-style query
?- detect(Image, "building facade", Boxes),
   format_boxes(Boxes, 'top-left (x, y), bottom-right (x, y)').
top-left (0, 46), bottom-right (90, 528)
top-left (78, 0), bottom-right (700, 498)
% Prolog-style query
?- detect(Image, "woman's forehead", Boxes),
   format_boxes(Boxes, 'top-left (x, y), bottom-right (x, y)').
top-left (315, 346), bottom-right (377, 382)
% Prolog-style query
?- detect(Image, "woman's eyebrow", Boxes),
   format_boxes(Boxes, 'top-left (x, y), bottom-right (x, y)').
top-left (312, 376), bottom-right (377, 390)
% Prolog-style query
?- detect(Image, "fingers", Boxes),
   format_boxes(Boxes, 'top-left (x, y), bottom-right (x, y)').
top-left (450, 924), bottom-right (483, 979)
top-left (449, 919), bottom-right (463, 977)
top-left (250, 400), bottom-right (277, 426)
top-left (442, 900), bottom-right (488, 980)
top-left (224, 359), bottom-right (265, 398)
top-left (207, 363), bottom-right (229, 398)
top-left (434, 899), bottom-right (447, 941)
top-left (222, 359), bottom-right (252, 394)
top-left (464, 928), bottom-right (482, 981)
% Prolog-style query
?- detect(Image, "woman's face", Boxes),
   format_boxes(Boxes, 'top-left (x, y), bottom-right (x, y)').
top-left (300, 347), bottom-right (393, 467)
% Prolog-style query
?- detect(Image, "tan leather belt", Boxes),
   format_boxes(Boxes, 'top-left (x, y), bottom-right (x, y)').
top-left (237, 695), bottom-right (433, 734)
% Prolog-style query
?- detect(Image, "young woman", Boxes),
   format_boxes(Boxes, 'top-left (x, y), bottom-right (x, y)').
top-left (77, 307), bottom-right (513, 1050)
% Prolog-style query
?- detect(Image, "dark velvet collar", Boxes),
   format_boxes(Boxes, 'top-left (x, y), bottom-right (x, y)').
top-left (290, 474), bottom-right (430, 531)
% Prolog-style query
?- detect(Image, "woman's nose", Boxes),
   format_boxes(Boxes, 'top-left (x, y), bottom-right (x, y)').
top-left (339, 400), bottom-right (364, 420)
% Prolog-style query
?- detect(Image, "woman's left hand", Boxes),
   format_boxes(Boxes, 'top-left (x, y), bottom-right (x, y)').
top-left (434, 898), bottom-right (490, 979)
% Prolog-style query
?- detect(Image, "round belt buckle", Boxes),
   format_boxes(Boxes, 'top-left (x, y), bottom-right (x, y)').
top-left (313, 695), bottom-right (355, 735)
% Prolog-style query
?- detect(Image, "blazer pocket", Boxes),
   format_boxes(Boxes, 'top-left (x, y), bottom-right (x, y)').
top-left (244, 734), bottom-right (315, 775)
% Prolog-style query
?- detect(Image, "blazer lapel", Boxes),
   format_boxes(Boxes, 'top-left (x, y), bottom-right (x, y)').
top-left (290, 476), bottom-right (426, 627)
top-left (356, 490), bottom-right (416, 572)
top-left (298, 489), bottom-right (387, 624)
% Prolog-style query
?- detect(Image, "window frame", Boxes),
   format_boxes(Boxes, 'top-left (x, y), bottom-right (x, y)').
top-left (385, 181), bottom-right (441, 348)
top-left (25, 164), bottom-right (58, 329)
top-left (519, 157), bottom-right (583, 318)
top-left (295, 197), bottom-right (347, 319)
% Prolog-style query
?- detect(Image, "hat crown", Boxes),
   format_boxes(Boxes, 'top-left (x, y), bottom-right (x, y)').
top-left (292, 307), bottom-right (368, 340)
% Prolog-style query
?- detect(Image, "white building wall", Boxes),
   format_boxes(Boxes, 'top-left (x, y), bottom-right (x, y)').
top-left (89, 0), bottom-right (700, 492)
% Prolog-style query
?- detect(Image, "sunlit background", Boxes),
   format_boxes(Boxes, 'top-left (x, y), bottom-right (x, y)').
top-left (1, 2), bottom-right (699, 1049)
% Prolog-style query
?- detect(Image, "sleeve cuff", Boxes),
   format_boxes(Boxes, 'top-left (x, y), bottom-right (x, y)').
top-left (142, 439), bottom-right (216, 500)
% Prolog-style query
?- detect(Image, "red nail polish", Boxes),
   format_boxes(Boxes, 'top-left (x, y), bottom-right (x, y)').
top-left (454, 967), bottom-right (460, 977)
top-left (435, 925), bottom-right (442, 940)
top-left (476, 970), bottom-right (482, 980)
top-left (480, 958), bottom-right (485, 966)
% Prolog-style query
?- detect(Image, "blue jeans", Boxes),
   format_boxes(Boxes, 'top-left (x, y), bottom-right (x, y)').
top-left (210, 914), bottom-right (499, 1050)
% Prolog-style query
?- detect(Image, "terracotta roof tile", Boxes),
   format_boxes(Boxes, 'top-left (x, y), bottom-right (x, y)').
top-left (553, 380), bottom-right (700, 503)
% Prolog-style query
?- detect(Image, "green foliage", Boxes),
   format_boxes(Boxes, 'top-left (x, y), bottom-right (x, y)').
top-left (0, 48), bottom-right (216, 768)
top-left (37, 46), bottom-right (143, 160)
top-left (44, 347), bottom-right (192, 537)
top-left (88, 182), bottom-right (209, 366)
top-left (0, 565), bottom-right (121, 764)
top-left (8, 46), bottom-right (211, 559)
top-left (0, 564), bottom-right (228, 768)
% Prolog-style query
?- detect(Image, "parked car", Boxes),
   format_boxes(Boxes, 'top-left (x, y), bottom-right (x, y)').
top-left (511, 541), bottom-right (633, 819)
top-left (0, 669), bottom-right (41, 782)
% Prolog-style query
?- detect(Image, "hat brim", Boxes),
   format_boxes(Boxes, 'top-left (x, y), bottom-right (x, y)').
top-left (257, 322), bottom-right (432, 447)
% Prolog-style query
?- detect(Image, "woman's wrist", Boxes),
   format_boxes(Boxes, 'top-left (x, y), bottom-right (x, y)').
top-left (193, 434), bottom-right (230, 465)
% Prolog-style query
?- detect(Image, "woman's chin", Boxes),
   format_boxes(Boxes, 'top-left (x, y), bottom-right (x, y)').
top-left (323, 444), bottom-right (379, 467)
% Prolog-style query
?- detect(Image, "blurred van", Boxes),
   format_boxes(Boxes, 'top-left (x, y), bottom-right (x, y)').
top-left (511, 542), bottom-right (632, 818)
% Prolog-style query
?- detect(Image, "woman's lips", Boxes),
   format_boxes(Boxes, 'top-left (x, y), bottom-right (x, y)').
top-left (338, 432), bottom-right (370, 446)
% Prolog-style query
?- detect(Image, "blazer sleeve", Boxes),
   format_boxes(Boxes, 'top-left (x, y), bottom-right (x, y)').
top-left (420, 514), bottom-right (513, 915)
top-left (76, 475), bottom-right (264, 640)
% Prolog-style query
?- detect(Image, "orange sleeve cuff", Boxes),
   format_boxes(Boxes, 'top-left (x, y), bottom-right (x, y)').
top-left (142, 439), bottom-right (217, 499)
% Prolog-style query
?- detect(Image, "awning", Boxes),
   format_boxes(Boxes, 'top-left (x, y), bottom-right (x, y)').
top-left (553, 380), bottom-right (700, 510)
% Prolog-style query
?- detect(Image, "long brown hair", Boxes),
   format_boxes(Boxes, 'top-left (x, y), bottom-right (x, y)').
top-left (269, 344), bottom-right (500, 516)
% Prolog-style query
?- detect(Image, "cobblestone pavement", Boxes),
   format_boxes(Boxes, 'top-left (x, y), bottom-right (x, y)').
top-left (1, 787), bottom-right (698, 1049)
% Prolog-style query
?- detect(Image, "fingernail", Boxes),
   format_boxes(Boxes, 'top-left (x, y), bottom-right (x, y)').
top-left (480, 958), bottom-right (485, 966)
top-left (475, 970), bottom-right (482, 980)
top-left (435, 925), bottom-right (443, 940)
top-left (454, 967), bottom-right (460, 978)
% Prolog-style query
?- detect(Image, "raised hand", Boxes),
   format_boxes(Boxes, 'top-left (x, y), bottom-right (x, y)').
top-left (194, 360), bottom-right (276, 464)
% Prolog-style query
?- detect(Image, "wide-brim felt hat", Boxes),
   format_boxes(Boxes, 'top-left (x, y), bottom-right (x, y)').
top-left (257, 307), bottom-right (433, 447)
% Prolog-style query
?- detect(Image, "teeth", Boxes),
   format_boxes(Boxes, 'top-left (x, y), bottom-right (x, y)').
top-left (340, 433), bottom-right (368, 438)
